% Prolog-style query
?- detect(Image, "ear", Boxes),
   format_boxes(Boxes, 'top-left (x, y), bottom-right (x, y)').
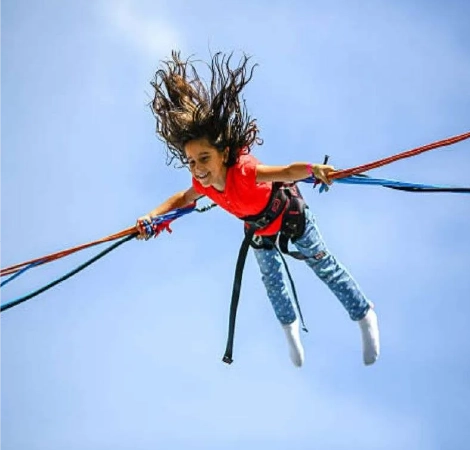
top-left (223, 147), bottom-right (229, 162)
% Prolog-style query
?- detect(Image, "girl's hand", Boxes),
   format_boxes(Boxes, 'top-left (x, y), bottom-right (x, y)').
top-left (135, 214), bottom-right (153, 240)
top-left (311, 164), bottom-right (335, 185)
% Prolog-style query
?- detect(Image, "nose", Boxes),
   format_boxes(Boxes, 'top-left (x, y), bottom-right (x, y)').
top-left (193, 160), bottom-right (205, 173)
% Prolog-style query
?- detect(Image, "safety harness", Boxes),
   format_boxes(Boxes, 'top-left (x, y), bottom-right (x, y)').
top-left (222, 182), bottom-right (309, 364)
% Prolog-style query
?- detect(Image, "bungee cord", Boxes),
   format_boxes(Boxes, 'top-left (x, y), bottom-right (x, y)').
top-left (0, 204), bottom-right (205, 312)
top-left (1, 132), bottom-right (468, 313)
top-left (0, 235), bottom-right (136, 312)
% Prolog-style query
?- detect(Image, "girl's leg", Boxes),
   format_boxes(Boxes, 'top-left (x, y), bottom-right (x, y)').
top-left (253, 245), bottom-right (296, 325)
top-left (253, 245), bottom-right (304, 366)
top-left (293, 208), bottom-right (370, 320)
top-left (293, 208), bottom-right (380, 364)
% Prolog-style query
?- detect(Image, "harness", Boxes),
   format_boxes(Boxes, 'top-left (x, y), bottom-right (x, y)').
top-left (222, 182), bottom-right (309, 364)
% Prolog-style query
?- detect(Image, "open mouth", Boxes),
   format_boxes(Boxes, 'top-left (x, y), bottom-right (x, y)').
top-left (196, 172), bottom-right (209, 181)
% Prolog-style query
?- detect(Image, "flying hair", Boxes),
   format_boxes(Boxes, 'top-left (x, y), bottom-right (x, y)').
top-left (150, 51), bottom-right (262, 167)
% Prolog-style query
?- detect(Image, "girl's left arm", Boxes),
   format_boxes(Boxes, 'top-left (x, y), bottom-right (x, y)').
top-left (256, 162), bottom-right (335, 185)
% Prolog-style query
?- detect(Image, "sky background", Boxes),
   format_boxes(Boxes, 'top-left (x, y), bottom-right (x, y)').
top-left (1, 1), bottom-right (470, 449)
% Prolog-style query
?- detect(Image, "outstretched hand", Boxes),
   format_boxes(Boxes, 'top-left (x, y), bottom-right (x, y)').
top-left (312, 164), bottom-right (335, 185)
top-left (135, 215), bottom-right (153, 240)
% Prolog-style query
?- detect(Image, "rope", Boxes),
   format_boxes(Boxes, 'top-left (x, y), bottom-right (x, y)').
top-left (1, 204), bottom-right (197, 277)
top-left (0, 262), bottom-right (42, 287)
top-left (330, 131), bottom-right (470, 180)
top-left (2, 132), bottom-right (467, 312)
top-left (0, 203), bottom-right (213, 313)
top-left (0, 227), bottom-right (135, 277)
top-left (302, 173), bottom-right (470, 193)
top-left (0, 235), bottom-right (136, 313)
top-left (4, 131), bottom-right (467, 278)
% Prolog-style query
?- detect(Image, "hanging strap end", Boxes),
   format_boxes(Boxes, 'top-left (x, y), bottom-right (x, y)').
top-left (222, 354), bottom-right (233, 365)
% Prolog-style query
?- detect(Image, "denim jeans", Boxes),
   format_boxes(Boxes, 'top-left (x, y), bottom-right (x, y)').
top-left (253, 208), bottom-right (370, 325)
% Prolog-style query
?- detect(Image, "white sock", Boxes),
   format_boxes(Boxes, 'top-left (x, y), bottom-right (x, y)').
top-left (282, 319), bottom-right (305, 367)
top-left (358, 307), bottom-right (380, 365)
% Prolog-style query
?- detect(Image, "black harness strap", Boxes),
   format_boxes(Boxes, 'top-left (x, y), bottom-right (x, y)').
top-left (242, 182), bottom-right (288, 230)
top-left (222, 182), bottom-right (310, 365)
top-left (274, 244), bottom-right (308, 332)
top-left (278, 185), bottom-right (308, 260)
top-left (222, 185), bottom-right (288, 364)
top-left (222, 226), bottom-right (256, 364)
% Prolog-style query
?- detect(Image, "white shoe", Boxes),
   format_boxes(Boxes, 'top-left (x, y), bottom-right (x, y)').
top-left (282, 319), bottom-right (305, 367)
top-left (358, 307), bottom-right (380, 365)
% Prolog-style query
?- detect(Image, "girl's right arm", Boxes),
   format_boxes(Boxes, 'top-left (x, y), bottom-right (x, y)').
top-left (136, 186), bottom-right (202, 239)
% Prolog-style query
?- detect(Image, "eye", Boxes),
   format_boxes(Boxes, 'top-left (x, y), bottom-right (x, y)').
top-left (188, 160), bottom-right (196, 168)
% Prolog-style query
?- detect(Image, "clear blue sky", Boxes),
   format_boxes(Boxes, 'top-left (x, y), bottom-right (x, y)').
top-left (2, 1), bottom-right (470, 449)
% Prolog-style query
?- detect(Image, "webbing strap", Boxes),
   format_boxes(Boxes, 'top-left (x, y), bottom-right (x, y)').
top-left (222, 226), bottom-right (256, 364)
top-left (278, 234), bottom-right (307, 261)
top-left (222, 226), bottom-right (311, 364)
top-left (273, 244), bottom-right (308, 332)
top-left (223, 182), bottom-right (312, 364)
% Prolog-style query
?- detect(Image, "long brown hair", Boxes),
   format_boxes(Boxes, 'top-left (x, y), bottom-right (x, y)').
top-left (150, 51), bottom-right (262, 167)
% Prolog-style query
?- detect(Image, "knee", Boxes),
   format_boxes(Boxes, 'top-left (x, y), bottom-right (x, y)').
top-left (309, 249), bottom-right (331, 270)
top-left (309, 252), bottom-right (340, 279)
top-left (311, 250), bottom-right (327, 261)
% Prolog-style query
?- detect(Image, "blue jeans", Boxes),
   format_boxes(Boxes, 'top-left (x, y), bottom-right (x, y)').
top-left (253, 208), bottom-right (370, 325)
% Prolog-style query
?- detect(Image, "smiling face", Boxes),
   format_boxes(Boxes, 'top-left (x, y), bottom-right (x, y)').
top-left (184, 138), bottom-right (229, 191)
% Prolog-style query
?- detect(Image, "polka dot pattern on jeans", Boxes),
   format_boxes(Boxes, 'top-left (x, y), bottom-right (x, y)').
top-left (254, 208), bottom-right (370, 324)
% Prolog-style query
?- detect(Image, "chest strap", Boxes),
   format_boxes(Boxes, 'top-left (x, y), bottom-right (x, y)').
top-left (242, 182), bottom-right (288, 230)
top-left (278, 184), bottom-right (308, 260)
top-left (245, 183), bottom-right (308, 259)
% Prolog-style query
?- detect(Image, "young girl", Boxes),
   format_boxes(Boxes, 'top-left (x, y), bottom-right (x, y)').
top-left (137, 51), bottom-right (380, 368)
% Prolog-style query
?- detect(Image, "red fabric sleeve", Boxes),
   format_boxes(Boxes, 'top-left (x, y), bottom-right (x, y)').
top-left (238, 157), bottom-right (258, 187)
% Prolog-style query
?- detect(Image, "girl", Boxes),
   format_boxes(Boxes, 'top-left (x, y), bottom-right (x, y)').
top-left (137, 51), bottom-right (380, 368)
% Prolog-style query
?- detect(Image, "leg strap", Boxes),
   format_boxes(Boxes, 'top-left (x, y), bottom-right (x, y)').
top-left (223, 226), bottom-right (309, 365)
top-left (222, 226), bottom-right (256, 364)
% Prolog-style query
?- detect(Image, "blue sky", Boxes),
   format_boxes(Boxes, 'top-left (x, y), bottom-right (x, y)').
top-left (1, 0), bottom-right (470, 449)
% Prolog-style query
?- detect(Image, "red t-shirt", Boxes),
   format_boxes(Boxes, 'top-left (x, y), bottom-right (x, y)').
top-left (192, 154), bottom-right (283, 236)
